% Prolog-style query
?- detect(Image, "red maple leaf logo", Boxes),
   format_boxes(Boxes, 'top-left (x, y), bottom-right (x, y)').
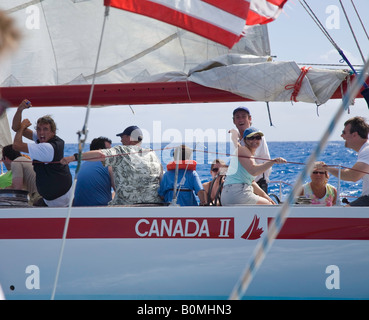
top-left (241, 215), bottom-right (263, 240)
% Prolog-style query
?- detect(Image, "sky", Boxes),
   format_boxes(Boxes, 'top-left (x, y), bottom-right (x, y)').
top-left (4, 0), bottom-right (369, 144)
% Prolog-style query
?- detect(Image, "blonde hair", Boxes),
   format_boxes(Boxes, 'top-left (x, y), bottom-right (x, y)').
top-left (313, 161), bottom-right (329, 180)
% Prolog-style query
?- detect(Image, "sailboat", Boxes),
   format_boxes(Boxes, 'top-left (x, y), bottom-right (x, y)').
top-left (0, 0), bottom-right (369, 300)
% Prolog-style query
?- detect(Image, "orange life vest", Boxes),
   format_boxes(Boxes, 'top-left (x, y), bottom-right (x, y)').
top-left (166, 160), bottom-right (197, 171)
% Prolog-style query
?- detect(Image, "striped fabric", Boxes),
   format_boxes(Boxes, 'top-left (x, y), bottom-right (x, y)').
top-left (104, 0), bottom-right (288, 48)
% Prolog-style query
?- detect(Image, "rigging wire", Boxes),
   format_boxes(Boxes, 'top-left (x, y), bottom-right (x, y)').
top-left (298, 0), bottom-right (339, 51)
top-left (50, 6), bottom-right (110, 301)
top-left (298, 0), bottom-right (367, 89)
top-left (351, 0), bottom-right (369, 42)
top-left (338, 0), bottom-right (365, 64)
top-left (229, 55), bottom-right (369, 300)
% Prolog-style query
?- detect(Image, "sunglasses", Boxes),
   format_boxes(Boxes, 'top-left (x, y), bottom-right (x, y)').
top-left (211, 168), bottom-right (219, 173)
top-left (246, 135), bottom-right (262, 140)
top-left (312, 171), bottom-right (326, 175)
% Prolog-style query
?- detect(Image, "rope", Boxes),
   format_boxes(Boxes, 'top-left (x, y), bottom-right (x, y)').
top-left (229, 55), bottom-right (369, 300)
top-left (4, 144), bottom-right (369, 177)
top-left (170, 150), bottom-right (180, 206)
top-left (4, 143), bottom-right (369, 178)
top-left (285, 66), bottom-right (311, 102)
top-left (50, 6), bottom-right (110, 301)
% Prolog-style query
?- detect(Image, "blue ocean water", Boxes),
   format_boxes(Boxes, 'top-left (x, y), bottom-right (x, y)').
top-left (65, 141), bottom-right (362, 204)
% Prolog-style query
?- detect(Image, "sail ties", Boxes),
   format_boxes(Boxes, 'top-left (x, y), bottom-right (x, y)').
top-left (285, 66), bottom-right (311, 102)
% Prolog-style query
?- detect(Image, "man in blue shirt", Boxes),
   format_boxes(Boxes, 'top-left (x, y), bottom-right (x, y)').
top-left (73, 137), bottom-right (116, 206)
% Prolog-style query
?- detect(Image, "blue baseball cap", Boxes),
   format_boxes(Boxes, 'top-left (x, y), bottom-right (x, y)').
top-left (116, 125), bottom-right (143, 141)
top-left (243, 127), bottom-right (264, 139)
top-left (233, 106), bottom-right (250, 116)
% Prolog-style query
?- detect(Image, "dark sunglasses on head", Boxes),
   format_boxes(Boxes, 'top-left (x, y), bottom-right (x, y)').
top-left (246, 135), bottom-right (262, 140)
top-left (312, 171), bottom-right (326, 175)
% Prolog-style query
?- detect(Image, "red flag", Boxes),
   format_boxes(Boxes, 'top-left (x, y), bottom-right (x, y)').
top-left (104, 0), bottom-right (288, 49)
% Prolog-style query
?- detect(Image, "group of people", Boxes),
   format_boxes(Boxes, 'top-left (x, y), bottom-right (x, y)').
top-left (1, 100), bottom-right (369, 207)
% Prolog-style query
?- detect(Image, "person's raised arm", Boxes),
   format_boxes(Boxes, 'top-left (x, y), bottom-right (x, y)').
top-left (12, 100), bottom-right (33, 140)
top-left (12, 119), bottom-right (32, 153)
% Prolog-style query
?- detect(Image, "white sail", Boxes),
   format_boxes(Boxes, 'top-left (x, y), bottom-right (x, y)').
top-left (0, 1), bottom-right (269, 85)
top-left (0, 0), bottom-right (348, 105)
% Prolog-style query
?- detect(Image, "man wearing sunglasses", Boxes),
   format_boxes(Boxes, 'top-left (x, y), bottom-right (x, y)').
top-left (231, 106), bottom-right (271, 193)
top-left (318, 116), bottom-right (369, 206)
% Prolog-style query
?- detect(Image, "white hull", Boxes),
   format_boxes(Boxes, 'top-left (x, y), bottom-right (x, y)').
top-left (0, 205), bottom-right (369, 300)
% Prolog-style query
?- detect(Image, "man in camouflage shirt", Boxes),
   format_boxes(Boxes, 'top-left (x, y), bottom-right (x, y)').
top-left (61, 126), bottom-right (163, 205)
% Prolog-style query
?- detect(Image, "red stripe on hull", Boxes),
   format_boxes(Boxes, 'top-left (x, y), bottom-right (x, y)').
top-left (1, 217), bottom-right (369, 240)
top-left (268, 217), bottom-right (369, 240)
top-left (0, 217), bottom-right (234, 239)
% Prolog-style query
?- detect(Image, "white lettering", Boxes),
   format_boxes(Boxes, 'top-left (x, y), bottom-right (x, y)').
top-left (135, 219), bottom-right (213, 238)
top-left (198, 220), bottom-right (210, 237)
top-left (25, 265), bottom-right (40, 290)
top-left (148, 220), bottom-right (159, 237)
top-left (219, 219), bottom-right (231, 237)
top-left (325, 5), bottom-right (340, 30)
top-left (172, 220), bottom-right (184, 237)
top-left (135, 219), bottom-right (149, 237)
top-left (25, 5), bottom-right (40, 30)
top-left (149, 120), bottom-right (233, 165)
top-left (185, 219), bottom-right (199, 237)
top-left (325, 265), bottom-right (340, 290)
top-left (161, 219), bottom-right (173, 237)
top-left (137, 304), bottom-right (171, 317)
top-left (182, 304), bottom-right (231, 315)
